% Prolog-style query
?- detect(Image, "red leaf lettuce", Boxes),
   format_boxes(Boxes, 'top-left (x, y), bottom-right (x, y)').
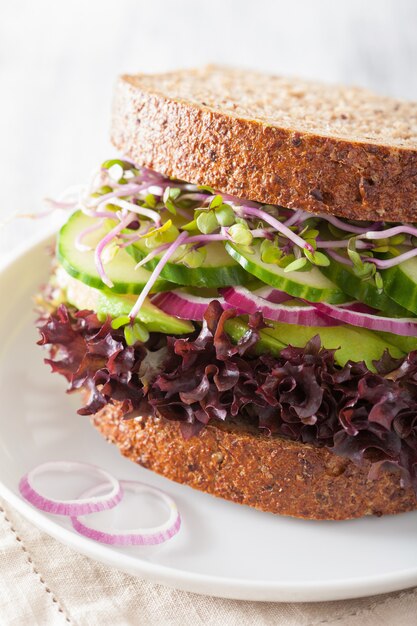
top-left (37, 301), bottom-right (417, 491)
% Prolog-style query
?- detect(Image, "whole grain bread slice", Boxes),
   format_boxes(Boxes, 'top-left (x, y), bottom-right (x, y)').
top-left (111, 66), bottom-right (417, 223)
top-left (93, 402), bottom-right (417, 521)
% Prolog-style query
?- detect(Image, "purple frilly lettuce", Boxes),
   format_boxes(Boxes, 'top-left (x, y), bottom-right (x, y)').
top-left (38, 301), bottom-right (417, 491)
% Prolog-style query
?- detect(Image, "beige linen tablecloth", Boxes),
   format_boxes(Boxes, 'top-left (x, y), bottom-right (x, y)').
top-left (0, 498), bottom-right (416, 626)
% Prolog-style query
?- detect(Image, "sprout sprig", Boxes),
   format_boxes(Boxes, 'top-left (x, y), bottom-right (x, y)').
top-left (36, 157), bottom-right (417, 317)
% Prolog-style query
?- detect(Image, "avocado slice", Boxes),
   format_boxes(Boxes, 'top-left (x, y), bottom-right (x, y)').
top-left (375, 331), bottom-right (417, 355)
top-left (60, 267), bottom-right (194, 335)
top-left (224, 318), bottom-right (285, 356)
top-left (223, 318), bottom-right (405, 369)
top-left (96, 292), bottom-right (194, 334)
top-left (260, 323), bottom-right (404, 369)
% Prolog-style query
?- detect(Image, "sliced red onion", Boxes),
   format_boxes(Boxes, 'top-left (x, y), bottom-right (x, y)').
top-left (312, 302), bottom-right (417, 336)
top-left (152, 290), bottom-right (230, 320)
top-left (71, 481), bottom-right (181, 546)
top-left (19, 461), bottom-right (122, 516)
top-left (220, 286), bottom-right (337, 326)
top-left (339, 301), bottom-right (377, 314)
top-left (251, 286), bottom-right (292, 304)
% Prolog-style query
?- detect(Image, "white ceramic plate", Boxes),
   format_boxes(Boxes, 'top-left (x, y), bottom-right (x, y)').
top-left (1, 235), bottom-right (417, 603)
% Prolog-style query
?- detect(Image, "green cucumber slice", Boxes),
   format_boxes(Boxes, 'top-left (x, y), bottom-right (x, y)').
top-left (261, 323), bottom-right (404, 369)
top-left (320, 254), bottom-right (408, 316)
top-left (383, 258), bottom-right (417, 315)
top-left (225, 242), bottom-right (346, 303)
top-left (57, 211), bottom-right (171, 294)
top-left (60, 267), bottom-right (193, 334)
top-left (127, 239), bottom-right (250, 288)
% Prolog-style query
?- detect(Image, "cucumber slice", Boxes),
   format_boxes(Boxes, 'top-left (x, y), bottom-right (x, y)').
top-left (225, 242), bottom-right (346, 303)
top-left (127, 240), bottom-right (250, 288)
top-left (261, 323), bottom-right (404, 369)
top-left (60, 267), bottom-right (193, 334)
top-left (383, 258), bottom-right (417, 315)
top-left (320, 255), bottom-right (408, 316)
top-left (57, 211), bottom-right (171, 294)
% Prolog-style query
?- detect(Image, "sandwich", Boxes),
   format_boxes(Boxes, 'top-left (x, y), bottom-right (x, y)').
top-left (37, 66), bottom-right (417, 520)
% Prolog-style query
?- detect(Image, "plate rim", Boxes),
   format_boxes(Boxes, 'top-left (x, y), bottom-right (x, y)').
top-left (2, 479), bottom-right (417, 603)
top-left (1, 231), bottom-right (417, 603)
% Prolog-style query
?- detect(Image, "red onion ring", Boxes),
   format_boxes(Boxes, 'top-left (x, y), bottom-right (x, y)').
top-left (312, 301), bottom-right (417, 337)
top-left (71, 481), bottom-right (181, 545)
top-left (251, 286), bottom-right (292, 304)
top-left (220, 286), bottom-right (337, 326)
top-left (19, 461), bottom-right (122, 516)
top-left (152, 289), bottom-right (231, 320)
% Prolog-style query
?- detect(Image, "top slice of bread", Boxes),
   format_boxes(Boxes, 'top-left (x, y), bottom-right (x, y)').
top-left (111, 66), bottom-right (417, 222)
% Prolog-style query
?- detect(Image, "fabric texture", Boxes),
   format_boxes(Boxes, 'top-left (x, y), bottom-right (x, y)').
top-left (0, 498), bottom-right (416, 626)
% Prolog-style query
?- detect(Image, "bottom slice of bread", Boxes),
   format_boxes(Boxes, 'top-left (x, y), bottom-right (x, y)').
top-left (93, 402), bottom-right (417, 520)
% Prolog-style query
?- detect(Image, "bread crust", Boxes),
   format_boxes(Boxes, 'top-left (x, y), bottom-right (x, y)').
top-left (93, 402), bottom-right (417, 520)
top-left (111, 69), bottom-right (417, 222)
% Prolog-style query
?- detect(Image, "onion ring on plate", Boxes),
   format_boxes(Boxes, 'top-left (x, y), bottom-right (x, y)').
top-left (19, 461), bottom-right (122, 516)
top-left (71, 480), bottom-right (181, 545)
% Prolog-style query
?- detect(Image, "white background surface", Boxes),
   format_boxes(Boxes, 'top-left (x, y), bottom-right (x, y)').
top-left (1, 0), bottom-right (417, 256)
